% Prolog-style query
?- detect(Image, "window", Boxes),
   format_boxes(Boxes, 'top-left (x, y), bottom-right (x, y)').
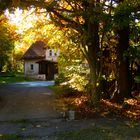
top-left (49, 50), bottom-right (52, 56)
top-left (54, 52), bottom-right (57, 56)
top-left (30, 64), bottom-right (34, 70)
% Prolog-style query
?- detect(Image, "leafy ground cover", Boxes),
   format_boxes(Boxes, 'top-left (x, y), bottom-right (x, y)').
top-left (53, 86), bottom-right (140, 140)
top-left (0, 73), bottom-right (34, 84)
top-left (54, 86), bottom-right (140, 120)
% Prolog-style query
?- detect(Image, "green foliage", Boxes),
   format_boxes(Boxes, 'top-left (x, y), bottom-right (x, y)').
top-left (0, 15), bottom-right (15, 72)
top-left (125, 44), bottom-right (140, 63)
top-left (55, 30), bottom-right (89, 92)
top-left (0, 0), bottom-right (12, 13)
top-left (0, 73), bottom-right (34, 84)
top-left (114, 1), bottom-right (140, 30)
top-left (0, 134), bottom-right (20, 140)
top-left (56, 64), bottom-right (89, 92)
top-left (53, 85), bottom-right (79, 98)
top-left (134, 76), bottom-right (140, 83)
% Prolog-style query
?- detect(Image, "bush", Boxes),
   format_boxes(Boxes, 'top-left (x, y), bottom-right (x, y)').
top-left (56, 65), bottom-right (89, 92)
top-left (55, 85), bottom-right (79, 97)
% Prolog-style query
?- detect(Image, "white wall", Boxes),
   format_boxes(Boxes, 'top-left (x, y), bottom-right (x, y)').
top-left (45, 49), bottom-right (60, 62)
top-left (24, 60), bottom-right (39, 76)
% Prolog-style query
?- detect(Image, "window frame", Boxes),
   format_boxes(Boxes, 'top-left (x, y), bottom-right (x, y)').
top-left (30, 64), bottom-right (34, 70)
top-left (49, 49), bottom-right (52, 56)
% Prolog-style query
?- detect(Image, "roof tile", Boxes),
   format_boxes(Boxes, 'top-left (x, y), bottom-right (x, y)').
top-left (22, 41), bottom-right (46, 59)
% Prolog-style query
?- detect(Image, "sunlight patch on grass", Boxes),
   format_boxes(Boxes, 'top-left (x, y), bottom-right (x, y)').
top-left (2, 81), bottom-right (6, 83)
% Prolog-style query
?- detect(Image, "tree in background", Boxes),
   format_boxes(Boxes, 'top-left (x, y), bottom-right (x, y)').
top-left (112, 0), bottom-right (140, 102)
top-left (0, 15), bottom-right (15, 72)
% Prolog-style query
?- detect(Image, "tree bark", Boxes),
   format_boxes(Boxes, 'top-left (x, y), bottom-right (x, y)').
top-left (112, 0), bottom-right (132, 102)
top-left (83, 0), bottom-right (102, 105)
top-left (86, 16), bottom-right (101, 104)
top-left (117, 27), bottom-right (132, 101)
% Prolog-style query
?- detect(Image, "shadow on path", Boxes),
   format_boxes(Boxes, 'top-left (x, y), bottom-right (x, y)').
top-left (0, 81), bottom-right (59, 121)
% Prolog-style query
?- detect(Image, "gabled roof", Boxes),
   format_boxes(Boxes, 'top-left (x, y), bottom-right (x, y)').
top-left (22, 41), bottom-right (46, 59)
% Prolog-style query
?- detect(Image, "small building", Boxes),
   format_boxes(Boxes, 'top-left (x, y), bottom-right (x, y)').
top-left (22, 41), bottom-right (59, 80)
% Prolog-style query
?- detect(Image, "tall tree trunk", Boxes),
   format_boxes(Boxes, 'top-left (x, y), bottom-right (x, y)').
top-left (113, 0), bottom-right (132, 102)
top-left (117, 27), bottom-right (132, 101)
top-left (86, 15), bottom-right (101, 105)
top-left (88, 51), bottom-right (100, 105)
top-left (83, 0), bottom-right (101, 105)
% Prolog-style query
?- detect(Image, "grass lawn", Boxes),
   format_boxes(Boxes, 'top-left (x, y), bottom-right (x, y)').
top-left (0, 134), bottom-right (20, 140)
top-left (57, 123), bottom-right (140, 140)
top-left (0, 73), bottom-right (34, 84)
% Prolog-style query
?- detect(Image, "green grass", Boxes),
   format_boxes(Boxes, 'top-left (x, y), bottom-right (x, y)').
top-left (0, 134), bottom-right (38, 140)
top-left (134, 76), bottom-right (140, 83)
top-left (0, 134), bottom-right (21, 140)
top-left (0, 73), bottom-right (34, 84)
top-left (56, 124), bottom-right (140, 140)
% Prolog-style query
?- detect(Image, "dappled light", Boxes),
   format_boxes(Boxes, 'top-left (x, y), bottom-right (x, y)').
top-left (0, 0), bottom-right (140, 139)
top-left (54, 87), bottom-right (140, 120)
top-left (74, 96), bottom-right (87, 106)
top-left (100, 99), bottom-right (140, 120)
top-left (1, 81), bottom-right (6, 84)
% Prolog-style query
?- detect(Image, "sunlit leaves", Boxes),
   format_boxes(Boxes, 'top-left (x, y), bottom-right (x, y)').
top-left (0, 15), bottom-right (15, 72)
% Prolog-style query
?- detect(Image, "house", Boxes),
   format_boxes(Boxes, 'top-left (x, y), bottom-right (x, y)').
top-left (22, 41), bottom-right (59, 80)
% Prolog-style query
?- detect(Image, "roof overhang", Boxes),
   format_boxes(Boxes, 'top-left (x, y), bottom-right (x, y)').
top-left (36, 60), bottom-right (58, 64)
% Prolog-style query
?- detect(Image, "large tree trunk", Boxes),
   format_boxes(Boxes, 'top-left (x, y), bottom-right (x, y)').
top-left (86, 16), bottom-right (101, 105)
top-left (83, 0), bottom-right (102, 105)
top-left (112, 0), bottom-right (132, 102)
top-left (88, 55), bottom-right (100, 105)
top-left (117, 28), bottom-right (132, 101)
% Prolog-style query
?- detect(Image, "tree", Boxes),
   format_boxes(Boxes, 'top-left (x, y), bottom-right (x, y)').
top-left (3, 0), bottom-right (140, 104)
top-left (112, 0), bottom-right (140, 102)
top-left (0, 15), bottom-right (15, 72)
top-left (110, 0), bottom-right (132, 102)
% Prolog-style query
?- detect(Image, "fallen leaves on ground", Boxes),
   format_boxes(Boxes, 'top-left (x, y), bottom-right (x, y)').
top-left (56, 92), bottom-right (140, 120)
top-left (98, 99), bottom-right (140, 120)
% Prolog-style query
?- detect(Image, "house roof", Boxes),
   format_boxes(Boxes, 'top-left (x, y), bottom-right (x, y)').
top-left (22, 41), bottom-right (46, 59)
top-left (36, 60), bottom-right (58, 64)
